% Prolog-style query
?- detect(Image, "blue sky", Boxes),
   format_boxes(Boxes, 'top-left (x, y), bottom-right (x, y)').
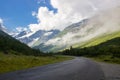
top-left (1, 0), bottom-right (119, 32)
top-left (0, 0), bottom-right (56, 31)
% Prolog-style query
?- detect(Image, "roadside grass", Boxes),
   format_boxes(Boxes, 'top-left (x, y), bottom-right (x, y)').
top-left (0, 52), bottom-right (73, 74)
top-left (88, 55), bottom-right (120, 64)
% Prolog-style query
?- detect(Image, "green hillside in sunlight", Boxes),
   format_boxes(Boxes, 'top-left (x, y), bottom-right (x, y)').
top-left (74, 31), bottom-right (120, 48)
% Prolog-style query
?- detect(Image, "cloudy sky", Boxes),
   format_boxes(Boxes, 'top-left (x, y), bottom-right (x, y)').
top-left (0, 0), bottom-right (120, 32)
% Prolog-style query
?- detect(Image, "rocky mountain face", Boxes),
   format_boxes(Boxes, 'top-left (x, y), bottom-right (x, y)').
top-left (14, 29), bottom-right (60, 47)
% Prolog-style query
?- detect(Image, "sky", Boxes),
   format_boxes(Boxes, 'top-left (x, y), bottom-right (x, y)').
top-left (0, 0), bottom-right (120, 33)
top-left (0, 0), bottom-right (56, 32)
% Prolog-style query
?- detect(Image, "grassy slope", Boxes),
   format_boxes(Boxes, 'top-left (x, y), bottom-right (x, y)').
top-left (88, 36), bottom-right (120, 64)
top-left (74, 31), bottom-right (120, 48)
top-left (0, 52), bottom-right (73, 74)
top-left (90, 55), bottom-right (120, 64)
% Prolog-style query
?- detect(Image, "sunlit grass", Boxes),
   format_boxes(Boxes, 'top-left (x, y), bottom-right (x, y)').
top-left (74, 31), bottom-right (120, 48)
top-left (0, 52), bottom-right (73, 74)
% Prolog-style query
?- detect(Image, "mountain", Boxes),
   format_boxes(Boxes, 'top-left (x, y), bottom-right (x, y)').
top-left (59, 37), bottom-right (120, 64)
top-left (33, 19), bottom-right (88, 52)
top-left (32, 30), bottom-right (60, 47)
top-left (55, 19), bottom-right (88, 38)
top-left (0, 29), bottom-right (42, 55)
top-left (0, 23), bottom-right (7, 33)
top-left (60, 37), bottom-right (120, 56)
top-left (12, 6), bottom-right (120, 52)
top-left (15, 31), bottom-right (28, 38)
top-left (38, 6), bottom-right (120, 52)
top-left (14, 29), bottom-right (60, 47)
top-left (76, 31), bottom-right (120, 48)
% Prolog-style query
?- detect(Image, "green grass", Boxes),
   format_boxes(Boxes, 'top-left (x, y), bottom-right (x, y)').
top-left (74, 31), bottom-right (120, 48)
top-left (89, 55), bottom-right (120, 64)
top-left (0, 52), bottom-right (73, 74)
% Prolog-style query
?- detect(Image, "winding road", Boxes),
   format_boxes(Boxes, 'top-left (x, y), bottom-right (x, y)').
top-left (0, 57), bottom-right (105, 80)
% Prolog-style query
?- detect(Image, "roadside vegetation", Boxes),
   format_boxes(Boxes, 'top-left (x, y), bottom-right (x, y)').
top-left (58, 37), bottom-right (120, 64)
top-left (0, 52), bottom-right (73, 74)
top-left (0, 30), bottom-right (73, 74)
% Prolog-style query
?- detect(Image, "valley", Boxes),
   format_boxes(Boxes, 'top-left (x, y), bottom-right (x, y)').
top-left (0, 1), bottom-right (120, 80)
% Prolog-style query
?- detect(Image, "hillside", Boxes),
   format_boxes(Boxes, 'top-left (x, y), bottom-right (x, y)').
top-left (60, 37), bottom-right (120, 64)
top-left (74, 31), bottom-right (120, 48)
top-left (14, 29), bottom-right (60, 47)
top-left (39, 6), bottom-right (120, 52)
top-left (55, 19), bottom-right (88, 38)
top-left (0, 30), bottom-right (74, 74)
top-left (0, 30), bottom-right (43, 56)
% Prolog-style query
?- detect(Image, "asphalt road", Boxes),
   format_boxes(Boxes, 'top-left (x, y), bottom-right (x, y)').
top-left (0, 57), bottom-right (105, 80)
top-left (99, 62), bottom-right (120, 80)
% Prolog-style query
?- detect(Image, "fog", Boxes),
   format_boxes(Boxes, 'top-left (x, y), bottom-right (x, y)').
top-left (45, 6), bottom-right (120, 50)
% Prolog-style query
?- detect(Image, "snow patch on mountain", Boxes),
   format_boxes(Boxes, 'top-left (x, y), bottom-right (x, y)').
top-left (44, 32), bottom-right (53, 36)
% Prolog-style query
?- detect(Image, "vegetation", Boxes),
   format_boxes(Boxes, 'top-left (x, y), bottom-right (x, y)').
top-left (74, 31), bottom-right (120, 48)
top-left (58, 37), bottom-right (120, 64)
top-left (0, 30), bottom-right (73, 74)
top-left (0, 30), bottom-right (43, 56)
top-left (0, 52), bottom-right (73, 74)
top-left (0, 28), bottom-right (120, 74)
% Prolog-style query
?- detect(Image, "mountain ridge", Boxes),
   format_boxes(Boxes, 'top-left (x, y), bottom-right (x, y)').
top-left (11, 6), bottom-right (120, 52)
top-left (40, 6), bottom-right (120, 52)
top-left (0, 29), bottom-right (43, 55)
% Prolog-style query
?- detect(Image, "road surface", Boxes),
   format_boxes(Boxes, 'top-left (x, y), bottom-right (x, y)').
top-left (0, 57), bottom-right (105, 80)
top-left (99, 62), bottom-right (120, 80)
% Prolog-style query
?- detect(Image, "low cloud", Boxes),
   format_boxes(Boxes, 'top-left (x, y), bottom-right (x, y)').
top-left (16, 27), bottom-right (28, 32)
top-left (45, 6), bottom-right (120, 49)
top-left (0, 18), bottom-right (7, 32)
top-left (28, 0), bottom-right (120, 32)
top-left (0, 18), bottom-right (3, 24)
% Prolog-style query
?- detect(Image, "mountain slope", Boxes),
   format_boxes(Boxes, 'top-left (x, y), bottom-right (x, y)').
top-left (74, 31), bottom-right (120, 48)
top-left (0, 30), bottom-right (42, 55)
top-left (12, 6), bottom-right (120, 52)
top-left (60, 37), bottom-right (120, 64)
top-left (41, 6), bottom-right (120, 52)
top-left (55, 19), bottom-right (88, 38)
top-left (14, 29), bottom-right (60, 47)
top-left (32, 20), bottom-right (88, 52)
top-left (32, 30), bottom-right (60, 47)
top-left (0, 22), bottom-right (7, 33)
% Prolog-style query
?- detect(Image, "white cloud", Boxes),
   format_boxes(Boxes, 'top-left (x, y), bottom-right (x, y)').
top-left (29, 24), bottom-right (40, 32)
top-left (44, 32), bottom-right (53, 36)
top-left (16, 27), bottom-right (28, 32)
top-left (32, 11), bottom-right (37, 17)
top-left (29, 0), bottom-right (120, 32)
top-left (45, 6), bottom-right (120, 48)
top-left (0, 18), bottom-right (3, 24)
top-left (0, 18), bottom-right (7, 33)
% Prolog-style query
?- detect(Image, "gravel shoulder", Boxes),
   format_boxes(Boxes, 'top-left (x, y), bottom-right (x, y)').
top-left (98, 62), bottom-right (120, 80)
